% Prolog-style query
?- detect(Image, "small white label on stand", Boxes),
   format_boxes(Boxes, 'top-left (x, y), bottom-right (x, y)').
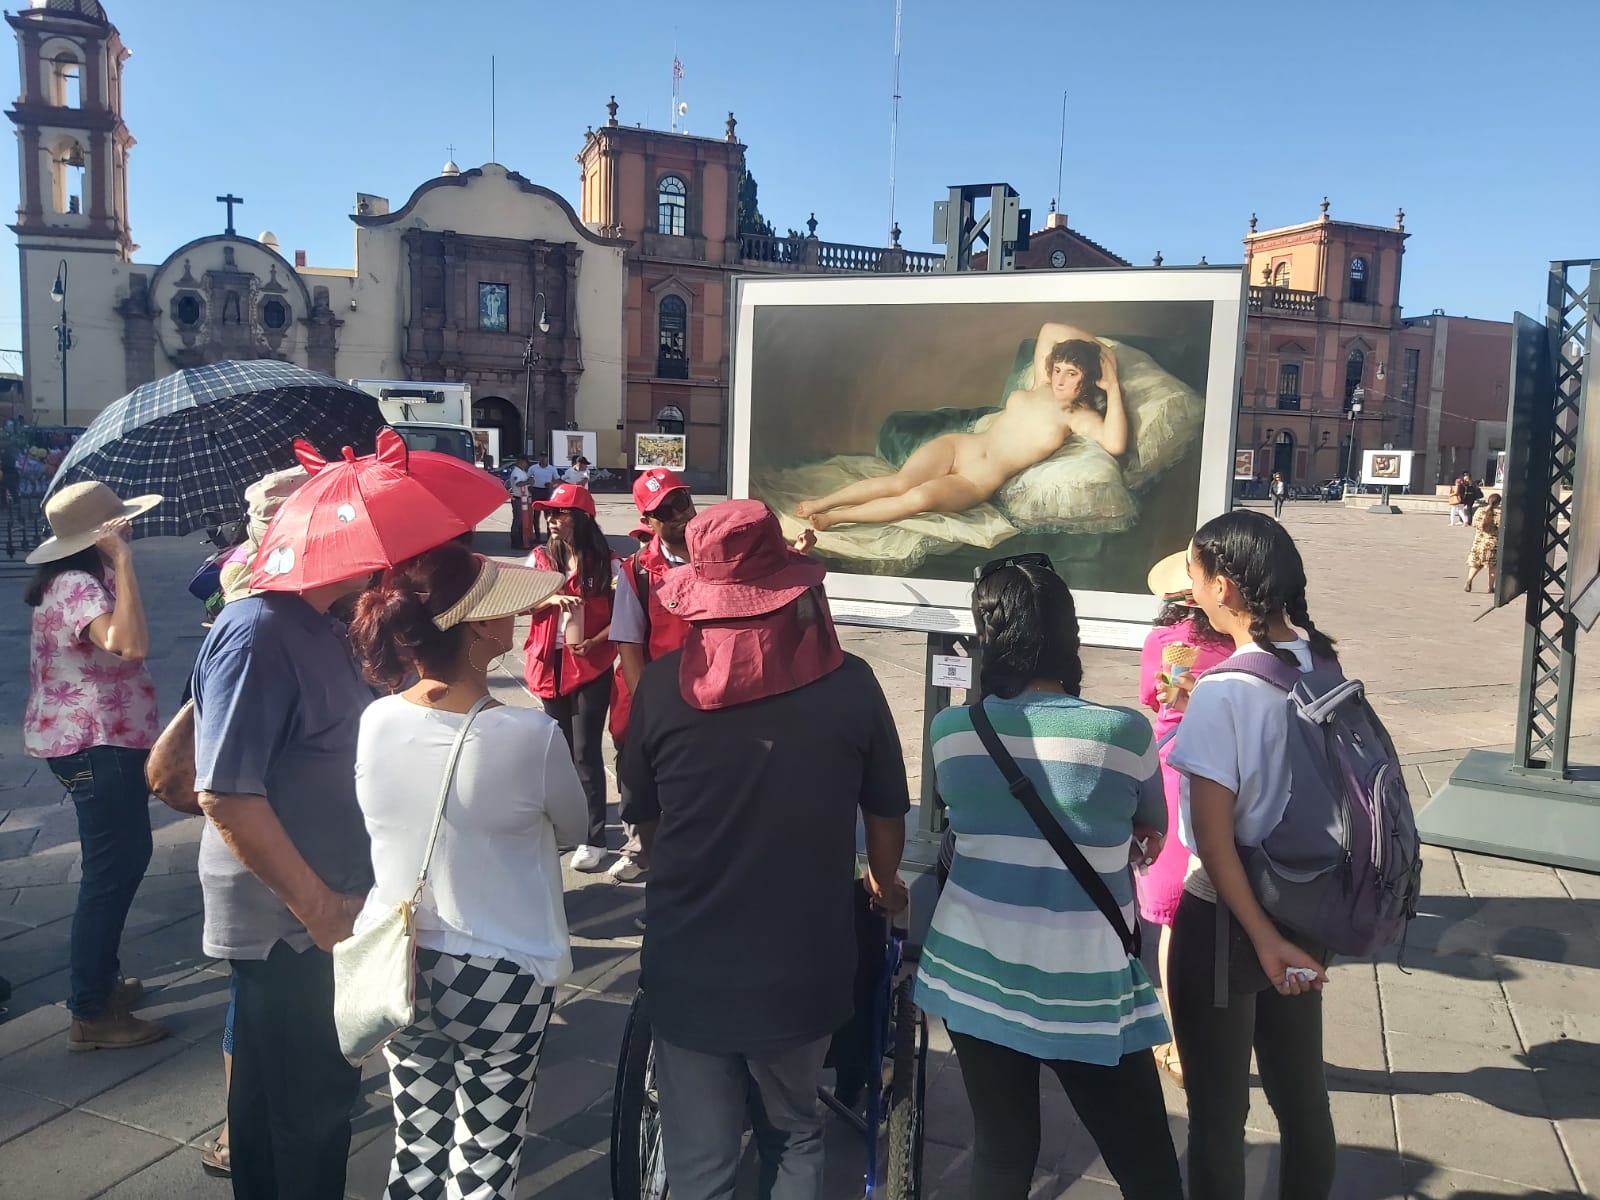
top-left (931, 655), bottom-right (973, 690)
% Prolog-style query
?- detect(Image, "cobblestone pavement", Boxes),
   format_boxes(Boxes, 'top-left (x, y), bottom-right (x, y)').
top-left (0, 496), bottom-right (1596, 1198)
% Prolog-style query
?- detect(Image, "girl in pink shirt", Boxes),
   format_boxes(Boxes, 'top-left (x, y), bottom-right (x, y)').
top-left (1137, 559), bottom-right (1231, 1086)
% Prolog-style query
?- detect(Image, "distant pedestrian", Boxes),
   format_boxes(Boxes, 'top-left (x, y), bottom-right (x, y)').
top-left (1447, 476), bottom-right (1469, 526)
top-left (23, 483), bottom-right (168, 1052)
top-left (526, 454), bottom-right (559, 544)
top-left (562, 456), bottom-right (592, 488)
top-left (1167, 510), bottom-right (1337, 1200)
top-left (1465, 493), bottom-right (1502, 593)
top-left (349, 544), bottom-right (585, 1200)
top-left (508, 456), bottom-right (531, 551)
top-left (1462, 475), bottom-right (1484, 525)
top-left (1270, 472), bottom-right (1287, 519)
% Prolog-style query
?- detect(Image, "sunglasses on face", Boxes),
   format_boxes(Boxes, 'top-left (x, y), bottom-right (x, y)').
top-left (974, 552), bottom-right (1057, 583)
top-left (650, 492), bottom-right (693, 519)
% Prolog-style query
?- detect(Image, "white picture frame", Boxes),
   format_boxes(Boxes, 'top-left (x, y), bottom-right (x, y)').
top-left (730, 268), bottom-right (1247, 647)
top-left (1361, 448), bottom-right (1414, 487)
top-left (635, 432), bottom-right (687, 472)
top-left (552, 430), bottom-right (598, 469)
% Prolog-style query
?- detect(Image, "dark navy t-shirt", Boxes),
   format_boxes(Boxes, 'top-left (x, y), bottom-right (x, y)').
top-left (193, 593), bottom-right (375, 960)
top-left (619, 652), bottom-right (911, 1055)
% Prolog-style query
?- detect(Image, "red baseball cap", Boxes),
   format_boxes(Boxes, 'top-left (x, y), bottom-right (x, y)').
top-left (633, 468), bottom-right (690, 516)
top-left (530, 482), bottom-right (596, 517)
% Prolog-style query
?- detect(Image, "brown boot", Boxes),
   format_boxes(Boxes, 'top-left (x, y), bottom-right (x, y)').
top-left (69, 1003), bottom-right (170, 1052)
top-left (113, 977), bottom-right (145, 1008)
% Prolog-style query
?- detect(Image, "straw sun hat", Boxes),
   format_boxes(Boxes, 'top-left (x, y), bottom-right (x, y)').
top-left (26, 482), bottom-right (162, 566)
top-left (431, 555), bottom-right (565, 630)
top-left (1146, 549), bottom-right (1194, 605)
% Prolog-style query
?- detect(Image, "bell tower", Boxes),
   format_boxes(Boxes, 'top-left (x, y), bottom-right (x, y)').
top-left (6, 0), bottom-right (135, 258)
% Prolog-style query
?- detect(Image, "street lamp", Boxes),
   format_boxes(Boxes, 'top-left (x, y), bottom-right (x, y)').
top-left (521, 293), bottom-right (550, 457)
top-left (1343, 388), bottom-right (1364, 490)
top-left (50, 259), bottom-right (71, 426)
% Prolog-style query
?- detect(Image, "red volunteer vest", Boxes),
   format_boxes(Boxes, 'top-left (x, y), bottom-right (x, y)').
top-left (608, 538), bottom-right (692, 741)
top-left (522, 548), bottom-right (619, 701)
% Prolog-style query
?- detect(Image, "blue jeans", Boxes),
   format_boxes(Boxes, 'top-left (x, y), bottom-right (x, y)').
top-left (48, 745), bottom-right (154, 1018)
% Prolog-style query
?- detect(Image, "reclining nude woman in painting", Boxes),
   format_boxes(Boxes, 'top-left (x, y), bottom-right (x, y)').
top-left (794, 324), bottom-right (1128, 530)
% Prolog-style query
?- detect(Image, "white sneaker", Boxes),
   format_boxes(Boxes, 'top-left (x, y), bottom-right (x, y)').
top-left (608, 856), bottom-right (646, 883)
top-left (570, 845), bottom-right (606, 872)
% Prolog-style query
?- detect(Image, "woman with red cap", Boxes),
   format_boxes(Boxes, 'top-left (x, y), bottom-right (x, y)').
top-left (524, 482), bottom-right (620, 871)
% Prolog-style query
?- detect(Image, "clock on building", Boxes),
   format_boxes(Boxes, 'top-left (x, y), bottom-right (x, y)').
top-left (1050, 249), bottom-right (1067, 268)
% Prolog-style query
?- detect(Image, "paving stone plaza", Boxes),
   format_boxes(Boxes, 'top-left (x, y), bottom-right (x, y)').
top-left (1, 495), bottom-right (1597, 1198)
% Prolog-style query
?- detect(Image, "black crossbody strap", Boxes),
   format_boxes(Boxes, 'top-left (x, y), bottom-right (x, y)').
top-left (968, 700), bottom-right (1141, 959)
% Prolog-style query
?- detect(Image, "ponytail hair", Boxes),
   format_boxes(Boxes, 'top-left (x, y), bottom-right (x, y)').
top-left (1190, 510), bottom-right (1337, 666)
top-left (347, 542), bottom-right (481, 690)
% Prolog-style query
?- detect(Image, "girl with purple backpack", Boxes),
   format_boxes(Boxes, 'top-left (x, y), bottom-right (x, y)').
top-left (1165, 510), bottom-right (1336, 1200)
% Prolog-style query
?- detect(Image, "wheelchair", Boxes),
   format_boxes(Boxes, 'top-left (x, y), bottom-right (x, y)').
top-left (609, 885), bottom-right (928, 1199)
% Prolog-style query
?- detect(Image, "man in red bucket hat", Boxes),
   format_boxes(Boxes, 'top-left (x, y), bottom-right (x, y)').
top-left (619, 499), bottom-right (909, 1199)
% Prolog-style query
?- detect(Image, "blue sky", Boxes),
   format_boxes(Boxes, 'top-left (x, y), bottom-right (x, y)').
top-left (3, 0), bottom-right (1592, 372)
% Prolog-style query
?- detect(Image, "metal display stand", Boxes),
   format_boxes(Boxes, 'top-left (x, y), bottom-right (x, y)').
top-left (1417, 260), bottom-right (1600, 870)
top-left (1366, 485), bottom-right (1401, 515)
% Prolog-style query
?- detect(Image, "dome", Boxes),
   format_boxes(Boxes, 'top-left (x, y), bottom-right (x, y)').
top-left (36, 0), bottom-right (109, 21)
top-left (441, 159), bottom-right (461, 178)
top-left (258, 231), bottom-right (279, 250)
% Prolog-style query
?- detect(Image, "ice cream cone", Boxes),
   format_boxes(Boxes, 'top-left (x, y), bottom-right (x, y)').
top-left (1162, 642), bottom-right (1199, 671)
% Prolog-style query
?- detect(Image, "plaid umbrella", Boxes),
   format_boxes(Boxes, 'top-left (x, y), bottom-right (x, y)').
top-left (46, 360), bottom-right (387, 539)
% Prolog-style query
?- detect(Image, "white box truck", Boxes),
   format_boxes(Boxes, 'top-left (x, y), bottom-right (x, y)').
top-left (350, 379), bottom-right (477, 465)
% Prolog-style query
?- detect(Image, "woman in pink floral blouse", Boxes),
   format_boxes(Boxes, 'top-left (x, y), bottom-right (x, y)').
top-left (24, 482), bottom-right (169, 1052)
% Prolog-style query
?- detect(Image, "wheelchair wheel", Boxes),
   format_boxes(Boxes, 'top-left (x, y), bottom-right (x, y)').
top-left (610, 989), bottom-right (669, 1200)
top-left (883, 977), bottom-right (926, 1200)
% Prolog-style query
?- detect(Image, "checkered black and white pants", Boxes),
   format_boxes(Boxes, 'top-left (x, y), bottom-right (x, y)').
top-left (382, 948), bottom-right (556, 1200)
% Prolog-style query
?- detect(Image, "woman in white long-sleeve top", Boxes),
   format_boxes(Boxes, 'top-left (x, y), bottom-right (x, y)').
top-left (347, 542), bottom-right (587, 1200)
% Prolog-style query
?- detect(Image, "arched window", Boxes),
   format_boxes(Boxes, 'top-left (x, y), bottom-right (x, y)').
top-left (657, 175), bottom-right (687, 237)
top-left (1344, 348), bottom-right (1366, 408)
top-left (1273, 261), bottom-right (1291, 288)
top-left (657, 295), bottom-right (688, 378)
top-left (50, 53), bottom-right (82, 109)
top-left (655, 405), bottom-right (685, 435)
top-left (1348, 256), bottom-right (1368, 303)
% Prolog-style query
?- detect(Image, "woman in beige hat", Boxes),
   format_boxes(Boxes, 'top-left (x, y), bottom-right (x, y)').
top-left (22, 481), bottom-right (170, 1051)
top-left (346, 542), bottom-right (584, 1199)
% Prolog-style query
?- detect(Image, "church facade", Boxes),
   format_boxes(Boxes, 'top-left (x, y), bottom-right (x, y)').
top-left (7, 0), bottom-right (626, 467)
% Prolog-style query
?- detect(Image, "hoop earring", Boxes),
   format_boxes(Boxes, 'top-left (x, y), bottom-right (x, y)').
top-left (468, 634), bottom-right (509, 676)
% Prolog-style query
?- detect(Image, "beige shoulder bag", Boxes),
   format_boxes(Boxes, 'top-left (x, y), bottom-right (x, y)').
top-left (333, 696), bottom-right (491, 1064)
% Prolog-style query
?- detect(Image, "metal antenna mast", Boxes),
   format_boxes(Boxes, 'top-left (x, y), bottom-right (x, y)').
top-left (1052, 89), bottom-right (1066, 212)
top-left (887, 0), bottom-right (904, 242)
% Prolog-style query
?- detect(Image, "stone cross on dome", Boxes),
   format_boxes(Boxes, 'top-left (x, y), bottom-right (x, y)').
top-left (216, 193), bottom-right (244, 236)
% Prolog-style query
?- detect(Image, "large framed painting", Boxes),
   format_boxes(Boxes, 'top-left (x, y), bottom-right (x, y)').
top-left (635, 432), bottom-right (687, 472)
top-left (730, 268), bottom-right (1247, 646)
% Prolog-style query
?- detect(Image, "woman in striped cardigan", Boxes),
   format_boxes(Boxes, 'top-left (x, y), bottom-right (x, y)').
top-left (913, 554), bottom-right (1183, 1199)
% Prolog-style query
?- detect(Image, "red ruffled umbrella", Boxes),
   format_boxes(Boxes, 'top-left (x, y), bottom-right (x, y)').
top-left (250, 429), bottom-right (507, 592)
